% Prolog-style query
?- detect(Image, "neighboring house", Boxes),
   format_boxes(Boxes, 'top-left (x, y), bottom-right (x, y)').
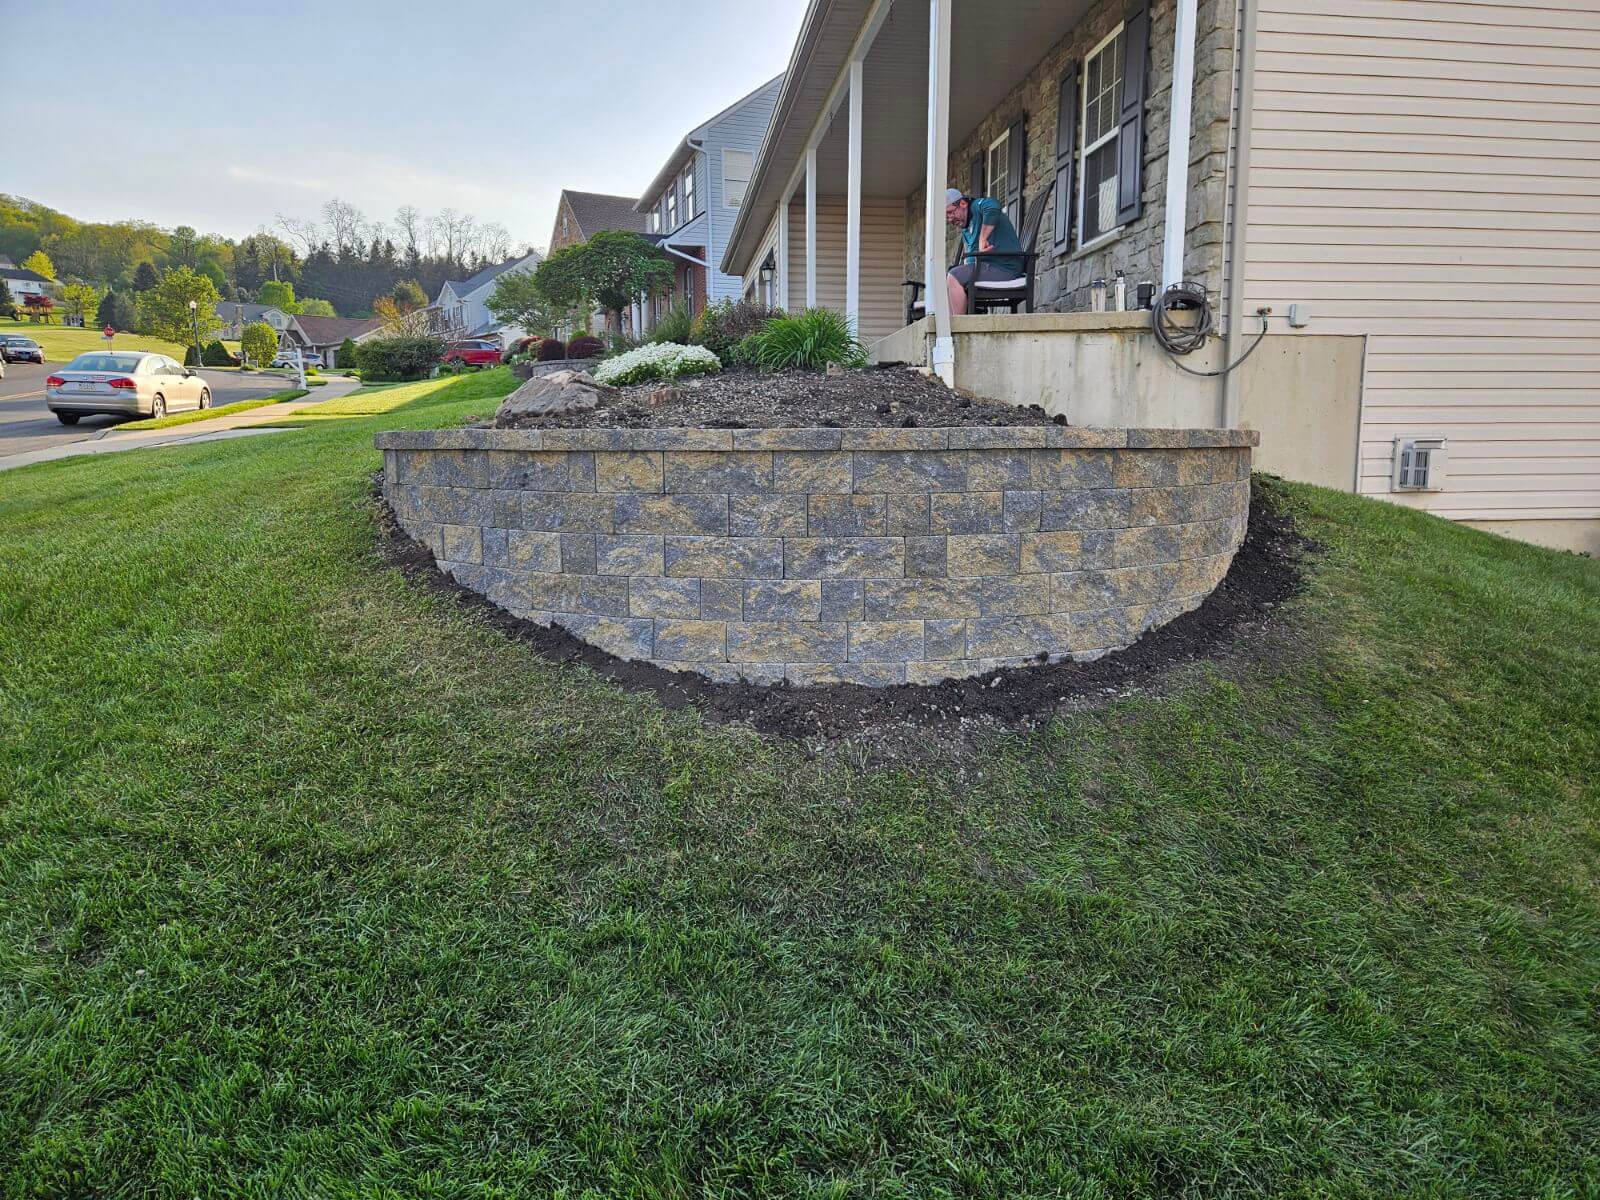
top-left (283, 315), bottom-right (383, 368)
top-left (633, 75), bottom-right (784, 333)
top-left (721, 0), bottom-right (1600, 554)
top-left (545, 190), bottom-right (652, 336)
top-left (213, 302), bottom-right (292, 340)
top-left (429, 250), bottom-right (546, 347)
top-left (1, 266), bottom-right (51, 303)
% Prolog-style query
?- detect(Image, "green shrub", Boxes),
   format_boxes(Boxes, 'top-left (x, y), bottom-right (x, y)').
top-left (691, 299), bottom-right (783, 363)
top-left (201, 339), bottom-right (234, 366)
top-left (182, 344), bottom-right (200, 366)
top-left (353, 335), bottom-right (447, 382)
top-left (240, 321), bottom-right (278, 368)
top-left (737, 308), bottom-right (866, 373)
top-left (648, 302), bottom-right (694, 346)
top-left (337, 336), bottom-right (358, 366)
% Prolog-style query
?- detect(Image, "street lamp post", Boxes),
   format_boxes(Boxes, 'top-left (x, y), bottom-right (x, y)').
top-left (188, 299), bottom-right (202, 368)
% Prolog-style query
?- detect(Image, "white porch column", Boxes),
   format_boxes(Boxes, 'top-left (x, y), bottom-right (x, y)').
top-left (845, 58), bottom-right (864, 331)
top-left (805, 145), bottom-right (818, 308)
top-left (1161, 0), bottom-right (1199, 291)
top-left (924, 0), bottom-right (955, 384)
top-left (777, 188), bottom-right (791, 309)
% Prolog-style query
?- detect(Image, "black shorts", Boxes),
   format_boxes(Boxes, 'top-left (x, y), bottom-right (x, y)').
top-left (949, 261), bottom-right (1022, 288)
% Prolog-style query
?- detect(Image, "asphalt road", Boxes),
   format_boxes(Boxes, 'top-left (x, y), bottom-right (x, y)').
top-left (0, 363), bottom-right (301, 459)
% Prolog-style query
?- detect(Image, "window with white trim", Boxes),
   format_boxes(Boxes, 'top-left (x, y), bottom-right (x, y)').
top-left (1079, 26), bottom-right (1124, 247)
top-left (682, 166), bottom-right (696, 219)
top-left (986, 130), bottom-right (1010, 204)
top-left (723, 149), bottom-right (753, 208)
top-left (665, 184), bottom-right (678, 231)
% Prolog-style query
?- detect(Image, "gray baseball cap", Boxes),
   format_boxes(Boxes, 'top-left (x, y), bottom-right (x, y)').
top-left (944, 187), bottom-right (965, 205)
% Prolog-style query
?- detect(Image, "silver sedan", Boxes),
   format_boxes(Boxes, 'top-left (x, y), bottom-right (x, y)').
top-left (46, 351), bottom-right (212, 425)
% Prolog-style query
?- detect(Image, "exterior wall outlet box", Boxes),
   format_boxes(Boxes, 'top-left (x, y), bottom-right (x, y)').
top-left (1392, 436), bottom-right (1447, 492)
top-left (1288, 304), bottom-right (1310, 327)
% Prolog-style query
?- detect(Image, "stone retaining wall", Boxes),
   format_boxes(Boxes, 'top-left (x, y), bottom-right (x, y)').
top-left (377, 425), bottom-right (1258, 686)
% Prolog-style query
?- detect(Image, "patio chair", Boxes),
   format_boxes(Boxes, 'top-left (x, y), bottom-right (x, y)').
top-left (904, 180), bottom-right (1056, 326)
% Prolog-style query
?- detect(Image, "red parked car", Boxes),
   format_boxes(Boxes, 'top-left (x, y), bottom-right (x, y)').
top-left (441, 339), bottom-right (503, 368)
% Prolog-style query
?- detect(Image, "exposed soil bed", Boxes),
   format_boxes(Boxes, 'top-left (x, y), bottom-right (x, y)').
top-left (376, 476), bottom-right (1315, 756)
top-left (495, 367), bottom-right (1058, 431)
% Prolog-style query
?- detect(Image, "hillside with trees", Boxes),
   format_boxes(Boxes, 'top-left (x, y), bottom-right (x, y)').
top-left (0, 194), bottom-right (540, 332)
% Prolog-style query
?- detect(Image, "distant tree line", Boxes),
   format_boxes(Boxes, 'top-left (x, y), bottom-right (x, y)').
top-left (0, 194), bottom-right (539, 330)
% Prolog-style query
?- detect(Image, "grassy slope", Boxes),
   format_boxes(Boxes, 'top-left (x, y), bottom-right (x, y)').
top-left (1, 369), bottom-right (1596, 1197)
top-left (2, 324), bottom-right (186, 362)
top-left (116, 389), bottom-right (310, 432)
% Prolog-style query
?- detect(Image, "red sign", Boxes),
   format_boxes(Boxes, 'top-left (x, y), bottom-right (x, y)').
top-left (102, 325), bottom-right (115, 339)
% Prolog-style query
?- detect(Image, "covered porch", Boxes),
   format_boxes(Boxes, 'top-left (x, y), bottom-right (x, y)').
top-left (725, 0), bottom-right (1207, 391)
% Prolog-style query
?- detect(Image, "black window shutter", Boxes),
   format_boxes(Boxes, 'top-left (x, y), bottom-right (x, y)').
top-left (1005, 115), bottom-right (1027, 229)
top-left (969, 155), bottom-right (984, 200)
top-left (1117, 1), bottom-right (1150, 226)
top-left (1053, 64), bottom-right (1079, 250)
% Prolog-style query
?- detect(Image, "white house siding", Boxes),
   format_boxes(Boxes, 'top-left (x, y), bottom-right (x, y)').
top-left (1238, 0), bottom-right (1600, 551)
top-left (786, 196), bottom-right (907, 341)
top-left (704, 76), bottom-right (783, 304)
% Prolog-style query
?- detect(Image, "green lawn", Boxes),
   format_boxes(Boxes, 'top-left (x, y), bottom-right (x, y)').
top-left (115, 388), bottom-right (310, 432)
top-left (2, 368), bottom-right (1597, 1196)
top-left (0, 322), bottom-right (244, 365)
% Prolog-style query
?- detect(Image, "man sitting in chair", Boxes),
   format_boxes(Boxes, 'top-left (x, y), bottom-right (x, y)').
top-left (944, 187), bottom-right (1025, 316)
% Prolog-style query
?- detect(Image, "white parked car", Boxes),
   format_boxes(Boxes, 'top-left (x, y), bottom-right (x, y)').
top-left (271, 349), bottom-right (323, 368)
top-left (46, 352), bottom-right (211, 425)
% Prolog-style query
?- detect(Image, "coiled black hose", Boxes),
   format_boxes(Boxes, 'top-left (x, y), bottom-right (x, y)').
top-left (1151, 282), bottom-right (1268, 379)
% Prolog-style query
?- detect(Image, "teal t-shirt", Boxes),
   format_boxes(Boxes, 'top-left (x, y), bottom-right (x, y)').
top-left (961, 196), bottom-right (1024, 275)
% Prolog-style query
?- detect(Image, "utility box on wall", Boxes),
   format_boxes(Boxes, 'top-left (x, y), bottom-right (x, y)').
top-left (1392, 436), bottom-right (1447, 492)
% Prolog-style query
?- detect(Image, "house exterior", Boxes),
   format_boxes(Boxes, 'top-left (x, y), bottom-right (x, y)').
top-left (214, 302), bottom-right (292, 340)
top-left (546, 190), bottom-right (653, 336)
top-left (0, 265), bottom-right (51, 303)
top-left (633, 75), bottom-right (785, 332)
top-left (283, 315), bottom-right (383, 368)
top-left (430, 250), bottom-right (546, 347)
top-left (721, 0), bottom-right (1600, 554)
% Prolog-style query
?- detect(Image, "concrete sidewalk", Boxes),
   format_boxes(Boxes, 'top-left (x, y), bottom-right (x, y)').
top-left (0, 379), bottom-right (361, 473)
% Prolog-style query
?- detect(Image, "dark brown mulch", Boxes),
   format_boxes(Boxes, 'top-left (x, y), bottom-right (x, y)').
top-left (374, 477), bottom-right (1316, 755)
top-left (496, 367), bottom-right (1060, 431)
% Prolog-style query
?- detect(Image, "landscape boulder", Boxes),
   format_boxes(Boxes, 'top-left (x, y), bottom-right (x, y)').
top-left (495, 369), bottom-right (613, 426)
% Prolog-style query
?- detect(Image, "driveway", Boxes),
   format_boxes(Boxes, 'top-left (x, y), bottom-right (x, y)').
top-left (0, 364), bottom-right (304, 459)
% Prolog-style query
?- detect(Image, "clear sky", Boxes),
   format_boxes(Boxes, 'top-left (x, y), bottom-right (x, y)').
top-left (0, 0), bottom-right (807, 250)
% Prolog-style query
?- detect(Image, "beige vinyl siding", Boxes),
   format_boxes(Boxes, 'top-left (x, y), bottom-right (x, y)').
top-left (1239, 0), bottom-right (1600, 530)
top-left (786, 197), bottom-right (907, 341)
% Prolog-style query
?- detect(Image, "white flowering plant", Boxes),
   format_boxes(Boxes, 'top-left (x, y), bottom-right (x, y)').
top-left (592, 342), bottom-right (722, 387)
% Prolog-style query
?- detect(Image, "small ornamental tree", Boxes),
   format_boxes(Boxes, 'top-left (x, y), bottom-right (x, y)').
top-left (486, 270), bottom-right (568, 339)
top-left (240, 321), bottom-right (278, 368)
top-left (22, 249), bottom-right (55, 281)
top-left (24, 294), bottom-right (54, 323)
top-left (0, 279), bottom-right (15, 319)
top-left (389, 280), bottom-right (427, 313)
top-left (337, 336), bottom-right (358, 366)
top-left (533, 231), bottom-right (672, 334)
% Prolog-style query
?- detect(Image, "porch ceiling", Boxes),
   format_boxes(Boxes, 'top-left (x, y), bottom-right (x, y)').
top-left (726, 0), bottom-right (1093, 270)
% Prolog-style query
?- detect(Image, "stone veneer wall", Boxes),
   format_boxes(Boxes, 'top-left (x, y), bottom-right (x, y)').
top-left (377, 425), bottom-right (1257, 687)
top-left (904, 0), bottom-right (1237, 311)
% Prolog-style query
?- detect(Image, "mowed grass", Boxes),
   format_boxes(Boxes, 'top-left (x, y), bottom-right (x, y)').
top-left (1, 368), bottom-right (1597, 1197)
top-left (1, 324), bottom-right (185, 363)
top-left (116, 388), bottom-right (311, 432)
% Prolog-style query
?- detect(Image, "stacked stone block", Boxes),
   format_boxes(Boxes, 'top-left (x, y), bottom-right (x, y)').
top-left (378, 425), bottom-right (1257, 686)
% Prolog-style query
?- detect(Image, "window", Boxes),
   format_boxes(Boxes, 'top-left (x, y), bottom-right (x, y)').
top-left (1079, 26), bottom-right (1124, 246)
top-left (723, 149), bottom-right (753, 208)
top-left (666, 184), bottom-right (678, 231)
top-left (648, 211), bottom-right (659, 234)
top-left (986, 130), bottom-right (1010, 205)
top-left (561, 213), bottom-right (570, 241)
top-left (682, 167), bottom-right (696, 219)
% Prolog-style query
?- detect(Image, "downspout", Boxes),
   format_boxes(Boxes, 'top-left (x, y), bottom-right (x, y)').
top-left (1160, 0), bottom-right (1199, 292)
top-left (1221, 0), bottom-right (1259, 428)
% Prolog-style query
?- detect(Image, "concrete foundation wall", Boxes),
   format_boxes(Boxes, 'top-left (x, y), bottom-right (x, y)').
top-left (378, 424), bottom-right (1257, 687)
